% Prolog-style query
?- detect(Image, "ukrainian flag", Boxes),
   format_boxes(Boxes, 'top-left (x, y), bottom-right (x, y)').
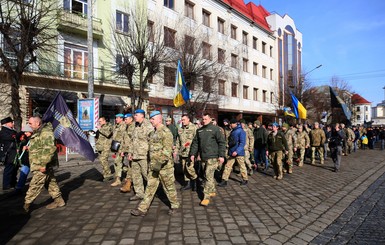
top-left (173, 60), bottom-right (190, 107)
top-left (290, 93), bottom-right (307, 119)
top-left (283, 107), bottom-right (296, 118)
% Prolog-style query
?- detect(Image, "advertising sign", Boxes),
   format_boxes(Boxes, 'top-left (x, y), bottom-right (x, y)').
top-left (78, 98), bottom-right (99, 131)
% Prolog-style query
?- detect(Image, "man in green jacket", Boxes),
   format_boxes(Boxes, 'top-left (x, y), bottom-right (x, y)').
top-left (266, 123), bottom-right (288, 180)
top-left (95, 116), bottom-right (113, 182)
top-left (190, 113), bottom-right (226, 207)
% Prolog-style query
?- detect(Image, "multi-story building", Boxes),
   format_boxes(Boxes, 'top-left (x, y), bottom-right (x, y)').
top-left (351, 94), bottom-right (371, 125)
top-left (0, 0), bottom-right (302, 125)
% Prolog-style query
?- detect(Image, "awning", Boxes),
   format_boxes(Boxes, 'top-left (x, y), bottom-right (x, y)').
top-left (27, 87), bottom-right (78, 102)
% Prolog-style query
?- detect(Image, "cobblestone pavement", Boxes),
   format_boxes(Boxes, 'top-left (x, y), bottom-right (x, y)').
top-left (0, 149), bottom-right (385, 245)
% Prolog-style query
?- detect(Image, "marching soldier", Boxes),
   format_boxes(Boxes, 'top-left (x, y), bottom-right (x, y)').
top-left (240, 120), bottom-right (254, 175)
top-left (282, 123), bottom-right (297, 173)
top-left (95, 116), bottom-right (113, 182)
top-left (119, 113), bottom-right (135, 193)
top-left (295, 125), bottom-right (310, 167)
top-left (177, 114), bottom-right (198, 191)
top-left (131, 111), bottom-right (179, 216)
top-left (309, 122), bottom-right (326, 164)
top-left (110, 114), bottom-right (127, 187)
top-left (266, 123), bottom-right (288, 180)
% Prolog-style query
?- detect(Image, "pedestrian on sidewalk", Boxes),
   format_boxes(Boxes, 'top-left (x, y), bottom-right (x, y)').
top-left (131, 111), bottom-right (179, 216)
top-left (23, 116), bottom-right (65, 212)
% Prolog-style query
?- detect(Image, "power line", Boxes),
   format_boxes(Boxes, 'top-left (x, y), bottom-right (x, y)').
top-left (311, 69), bottom-right (385, 83)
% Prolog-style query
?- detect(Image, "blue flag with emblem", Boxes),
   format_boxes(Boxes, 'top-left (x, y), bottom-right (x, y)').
top-left (42, 92), bottom-right (96, 162)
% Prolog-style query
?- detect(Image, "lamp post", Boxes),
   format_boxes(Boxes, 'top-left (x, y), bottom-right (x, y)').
top-left (300, 64), bottom-right (322, 100)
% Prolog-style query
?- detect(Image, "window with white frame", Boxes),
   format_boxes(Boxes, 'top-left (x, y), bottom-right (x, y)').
top-left (116, 11), bottom-right (129, 33)
top-left (64, 0), bottom-right (88, 16)
top-left (64, 43), bottom-right (88, 80)
top-left (164, 0), bottom-right (174, 9)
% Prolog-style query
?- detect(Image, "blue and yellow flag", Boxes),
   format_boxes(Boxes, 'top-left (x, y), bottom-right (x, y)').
top-left (290, 93), bottom-right (307, 119)
top-left (173, 60), bottom-right (190, 107)
top-left (283, 107), bottom-right (296, 118)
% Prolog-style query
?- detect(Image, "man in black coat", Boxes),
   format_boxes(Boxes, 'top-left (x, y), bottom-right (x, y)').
top-left (0, 117), bottom-right (18, 191)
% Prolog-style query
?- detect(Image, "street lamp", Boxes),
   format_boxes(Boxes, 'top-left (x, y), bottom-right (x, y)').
top-left (300, 64), bottom-right (322, 100)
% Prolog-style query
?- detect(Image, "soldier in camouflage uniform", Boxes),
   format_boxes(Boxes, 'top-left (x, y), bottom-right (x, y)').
top-left (23, 117), bottom-right (65, 212)
top-left (95, 116), bottom-right (113, 181)
top-left (110, 114), bottom-right (127, 187)
top-left (190, 113), bottom-right (226, 207)
top-left (309, 122), bottom-right (326, 164)
top-left (266, 123), bottom-right (288, 180)
top-left (127, 109), bottom-right (153, 201)
top-left (119, 113), bottom-right (135, 193)
top-left (177, 114), bottom-right (198, 191)
top-left (221, 119), bottom-right (232, 156)
top-left (282, 123), bottom-right (297, 173)
top-left (131, 111), bottom-right (179, 216)
top-left (295, 124), bottom-right (310, 167)
top-left (340, 123), bottom-right (349, 155)
top-left (346, 126), bottom-right (355, 154)
top-left (241, 120), bottom-right (254, 175)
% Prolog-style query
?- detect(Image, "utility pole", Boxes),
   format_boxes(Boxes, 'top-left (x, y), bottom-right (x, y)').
top-left (87, 0), bottom-right (94, 98)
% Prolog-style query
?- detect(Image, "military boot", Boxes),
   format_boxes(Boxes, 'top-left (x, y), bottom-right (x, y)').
top-left (217, 180), bottom-right (227, 187)
top-left (46, 196), bottom-right (65, 210)
top-left (110, 177), bottom-right (121, 187)
top-left (120, 179), bottom-right (132, 193)
top-left (180, 181), bottom-right (191, 191)
top-left (191, 179), bottom-right (196, 191)
top-left (23, 203), bottom-right (31, 213)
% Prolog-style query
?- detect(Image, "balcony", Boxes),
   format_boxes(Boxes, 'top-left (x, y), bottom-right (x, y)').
top-left (57, 10), bottom-right (103, 39)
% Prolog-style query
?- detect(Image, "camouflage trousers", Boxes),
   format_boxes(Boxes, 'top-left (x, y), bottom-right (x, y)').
top-left (222, 156), bottom-right (248, 181)
top-left (244, 151), bottom-right (253, 170)
top-left (296, 148), bottom-right (306, 166)
top-left (114, 152), bottom-right (124, 178)
top-left (285, 147), bottom-right (294, 169)
top-left (25, 168), bottom-right (61, 204)
top-left (138, 165), bottom-right (179, 213)
top-left (180, 157), bottom-right (197, 182)
top-left (347, 140), bottom-right (353, 154)
top-left (123, 159), bottom-right (132, 180)
top-left (98, 150), bottom-right (112, 178)
top-left (131, 159), bottom-right (148, 198)
top-left (311, 146), bottom-right (324, 164)
top-left (270, 151), bottom-right (283, 178)
top-left (201, 158), bottom-right (218, 200)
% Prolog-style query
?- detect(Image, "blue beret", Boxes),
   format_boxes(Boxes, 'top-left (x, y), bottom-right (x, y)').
top-left (115, 113), bottom-right (124, 118)
top-left (272, 122), bottom-right (279, 127)
top-left (124, 113), bottom-right (132, 118)
top-left (134, 109), bottom-right (145, 115)
top-left (149, 111), bottom-right (161, 118)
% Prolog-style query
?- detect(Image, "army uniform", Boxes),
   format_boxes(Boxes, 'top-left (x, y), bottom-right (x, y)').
top-left (176, 122), bottom-right (197, 185)
top-left (243, 126), bottom-right (255, 173)
top-left (111, 122), bottom-right (127, 185)
top-left (346, 128), bottom-right (355, 154)
top-left (119, 122), bottom-right (135, 191)
top-left (135, 123), bottom-right (179, 214)
top-left (267, 129), bottom-right (288, 180)
top-left (95, 123), bottom-right (113, 180)
top-left (309, 127), bottom-right (326, 164)
top-left (128, 119), bottom-right (153, 199)
top-left (24, 123), bottom-right (64, 210)
top-left (295, 128), bottom-right (310, 166)
top-left (282, 126), bottom-right (297, 173)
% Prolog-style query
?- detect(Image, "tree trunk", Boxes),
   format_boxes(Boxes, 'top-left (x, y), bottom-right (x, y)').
top-left (10, 76), bottom-right (22, 131)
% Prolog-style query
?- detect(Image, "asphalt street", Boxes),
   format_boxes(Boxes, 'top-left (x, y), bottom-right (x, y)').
top-left (1, 147), bottom-right (385, 245)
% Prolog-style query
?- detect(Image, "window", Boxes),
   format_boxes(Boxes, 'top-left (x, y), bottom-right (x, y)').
top-left (218, 48), bottom-right (225, 64)
top-left (115, 54), bottom-right (129, 73)
top-left (262, 90), bottom-right (267, 102)
top-left (253, 62), bottom-right (258, 75)
top-left (357, 115), bottom-right (361, 120)
top-left (147, 21), bottom-right (154, 42)
top-left (164, 0), bottom-right (174, 9)
top-left (185, 35), bottom-right (195, 55)
top-left (262, 41), bottom-right (266, 54)
top-left (202, 42), bottom-right (211, 60)
top-left (202, 9), bottom-right (210, 27)
top-left (253, 88), bottom-right (258, 101)
top-left (217, 18), bottom-right (225, 34)
top-left (231, 83), bottom-right (238, 97)
top-left (270, 68), bottom-right (273, 80)
top-left (270, 46), bottom-right (273, 57)
top-left (64, 0), bottom-right (88, 15)
top-left (242, 58), bottom-right (248, 72)
top-left (164, 66), bottom-right (176, 86)
top-left (203, 76), bottom-right (211, 93)
top-left (262, 65), bottom-right (267, 78)
top-left (365, 115), bottom-right (368, 120)
top-left (231, 54), bottom-right (237, 68)
top-left (231, 25), bottom-right (237, 39)
top-left (242, 31), bottom-right (248, 46)
top-left (185, 1), bottom-right (194, 19)
top-left (270, 92), bottom-right (274, 103)
top-left (164, 27), bottom-right (176, 48)
top-left (253, 37), bottom-right (258, 50)
top-left (64, 43), bottom-right (88, 80)
top-left (116, 11), bottom-right (129, 33)
top-left (365, 106), bottom-right (368, 111)
top-left (243, 86), bottom-right (248, 99)
top-left (218, 79), bottom-right (225, 95)
top-left (356, 106), bottom-right (360, 112)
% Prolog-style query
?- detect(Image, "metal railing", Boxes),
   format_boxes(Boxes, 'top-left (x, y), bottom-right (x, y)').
top-left (58, 10), bottom-right (103, 34)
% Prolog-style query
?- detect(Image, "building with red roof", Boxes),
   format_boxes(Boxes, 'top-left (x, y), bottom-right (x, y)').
top-left (351, 94), bottom-right (372, 125)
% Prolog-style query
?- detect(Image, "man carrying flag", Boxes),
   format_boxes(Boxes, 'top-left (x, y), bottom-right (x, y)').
top-left (173, 60), bottom-right (190, 107)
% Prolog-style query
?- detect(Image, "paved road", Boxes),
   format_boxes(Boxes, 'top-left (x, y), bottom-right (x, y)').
top-left (1, 148), bottom-right (385, 245)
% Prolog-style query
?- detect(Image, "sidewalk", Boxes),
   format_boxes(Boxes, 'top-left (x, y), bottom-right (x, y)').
top-left (1, 149), bottom-right (385, 244)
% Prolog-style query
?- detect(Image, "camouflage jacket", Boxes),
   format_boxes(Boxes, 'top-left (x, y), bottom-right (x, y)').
top-left (112, 122), bottom-right (127, 153)
top-left (176, 122), bottom-right (197, 157)
top-left (284, 128), bottom-right (297, 149)
top-left (149, 124), bottom-right (173, 169)
top-left (120, 123), bottom-right (135, 153)
top-left (309, 128), bottom-right (326, 146)
top-left (347, 128), bottom-right (355, 141)
top-left (128, 119), bottom-right (153, 160)
top-left (296, 131), bottom-right (310, 148)
top-left (244, 127), bottom-right (254, 152)
top-left (95, 123), bottom-right (113, 152)
top-left (29, 123), bottom-right (58, 171)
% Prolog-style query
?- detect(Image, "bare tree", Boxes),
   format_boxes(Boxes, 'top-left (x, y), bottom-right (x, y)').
top-left (108, 1), bottom-right (175, 111)
top-left (0, 0), bottom-right (58, 130)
